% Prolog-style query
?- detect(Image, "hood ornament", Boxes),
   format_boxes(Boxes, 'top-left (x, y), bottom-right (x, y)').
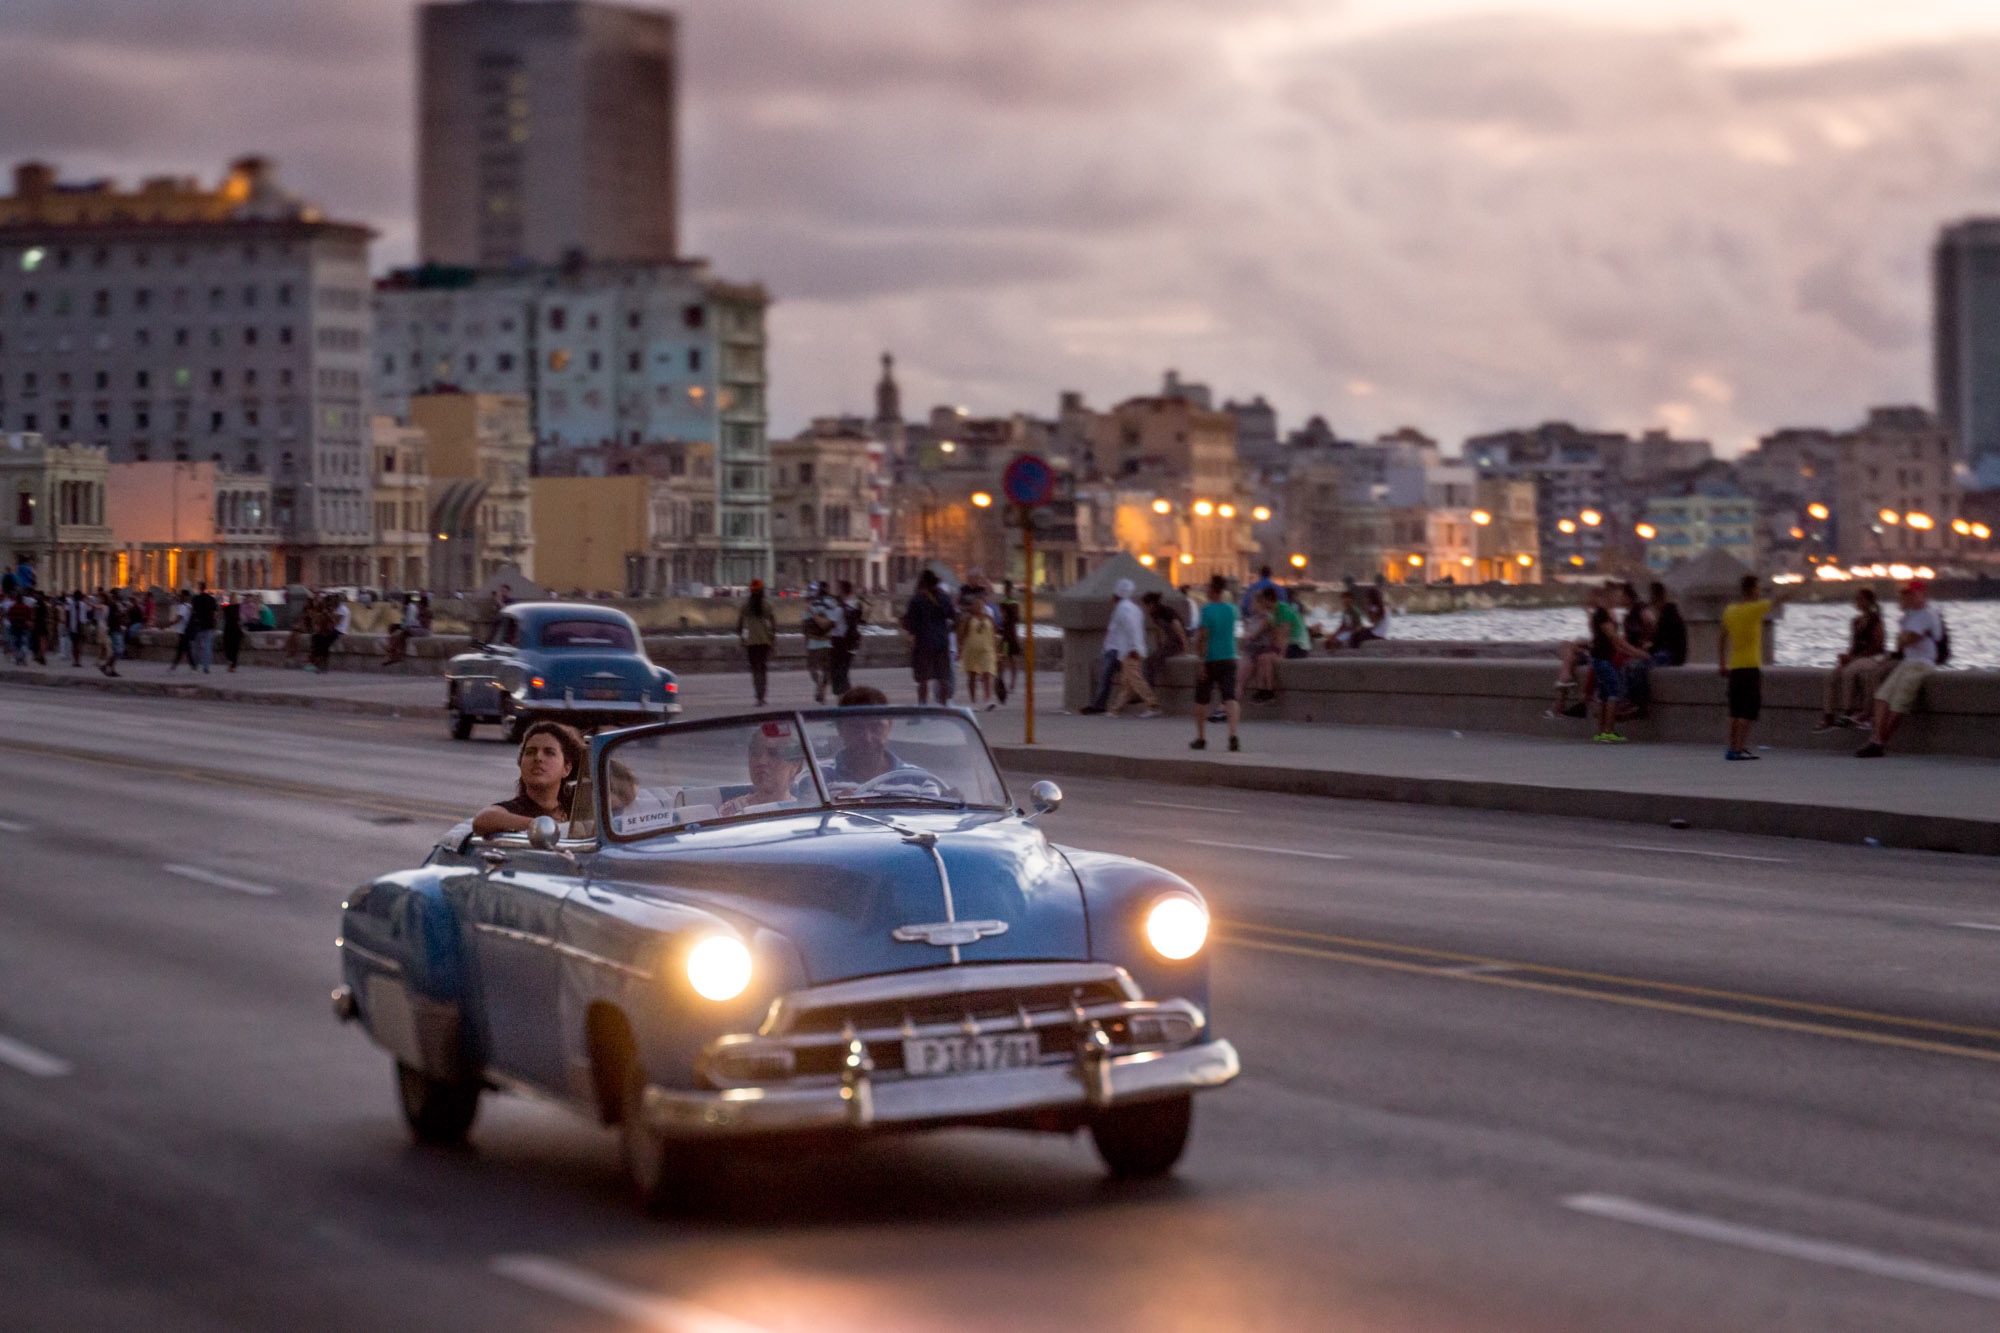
top-left (893, 920), bottom-right (1009, 948)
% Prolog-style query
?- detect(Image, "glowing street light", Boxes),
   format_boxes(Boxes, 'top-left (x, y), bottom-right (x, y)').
top-left (1516, 553), bottom-right (1533, 567)
top-left (1906, 512), bottom-right (1935, 531)
top-left (1807, 503), bottom-right (1830, 521)
top-left (1252, 505), bottom-right (1272, 522)
top-left (1459, 556), bottom-right (1474, 567)
top-left (1288, 553), bottom-right (1307, 569)
top-left (939, 441), bottom-right (956, 454)
top-left (1406, 553), bottom-right (1423, 567)
top-left (1471, 509), bottom-right (1492, 526)
top-left (970, 491), bottom-right (992, 508)
top-left (1579, 509), bottom-right (1602, 527)
top-left (1178, 552), bottom-right (1193, 565)
top-left (1138, 554), bottom-right (1156, 567)
top-left (1218, 503), bottom-right (1236, 518)
top-left (1879, 509), bottom-right (1900, 525)
top-left (1953, 518), bottom-right (1972, 535)
top-left (1193, 499), bottom-right (1215, 517)
top-left (1151, 498), bottom-right (1172, 515)
top-left (1557, 519), bottom-right (1577, 534)
top-left (1974, 523), bottom-right (1993, 540)
top-left (1635, 523), bottom-right (1657, 540)
top-left (1569, 554), bottom-right (1585, 566)
top-left (1789, 526), bottom-right (1805, 540)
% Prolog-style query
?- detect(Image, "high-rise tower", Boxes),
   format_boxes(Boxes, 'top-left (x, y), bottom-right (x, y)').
top-left (1934, 218), bottom-right (2000, 482)
top-left (418, 0), bottom-right (679, 267)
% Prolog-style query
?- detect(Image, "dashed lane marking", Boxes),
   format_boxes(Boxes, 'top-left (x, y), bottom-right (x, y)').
top-left (1950, 922), bottom-right (2000, 933)
top-left (1188, 838), bottom-right (1350, 860)
top-left (1564, 1194), bottom-right (2000, 1302)
top-left (0, 818), bottom-right (29, 833)
top-left (492, 1255), bottom-right (774, 1333)
top-left (1135, 799), bottom-right (1241, 814)
top-left (0, 1033), bottom-right (72, 1078)
top-left (1612, 843), bottom-right (1791, 864)
top-left (162, 864), bottom-right (279, 897)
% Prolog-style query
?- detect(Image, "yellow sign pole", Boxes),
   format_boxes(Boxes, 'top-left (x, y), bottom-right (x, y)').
top-left (1021, 504), bottom-right (1036, 745)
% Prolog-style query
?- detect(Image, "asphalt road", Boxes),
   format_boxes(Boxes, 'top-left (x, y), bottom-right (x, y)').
top-left (2, 686), bottom-right (1998, 1332)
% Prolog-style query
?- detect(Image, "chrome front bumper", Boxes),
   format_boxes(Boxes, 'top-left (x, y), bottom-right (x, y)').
top-left (641, 1037), bottom-right (1240, 1138)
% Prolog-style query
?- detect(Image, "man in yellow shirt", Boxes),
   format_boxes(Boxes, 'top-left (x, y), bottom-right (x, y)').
top-left (1717, 574), bottom-right (1773, 760)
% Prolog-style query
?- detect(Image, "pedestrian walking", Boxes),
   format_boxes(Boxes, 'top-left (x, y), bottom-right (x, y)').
top-left (803, 581), bottom-right (839, 704)
top-left (736, 579), bottom-right (777, 706)
top-left (957, 585), bottom-right (999, 708)
top-left (903, 570), bottom-right (955, 705)
top-left (167, 591), bottom-right (194, 670)
top-left (1103, 580), bottom-right (1159, 717)
top-left (1856, 580), bottom-right (1948, 758)
top-left (828, 581), bottom-right (862, 698)
top-left (189, 582), bottom-right (218, 673)
top-left (1718, 574), bottom-right (1771, 760)
top-left (1079, 581), bottom-right (1144, 716)
top-left (995, 580), bottom-right (1022, 705)
top-left (97, 593), bottom-right (122, 676)
top-left (1191, 574), bottom-right (1240, 752)
top-left (221, 593), bottom-right (245, 672)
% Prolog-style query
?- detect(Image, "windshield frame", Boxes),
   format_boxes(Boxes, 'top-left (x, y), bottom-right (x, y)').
top-left (594, 705), bottom-right (1013, 844)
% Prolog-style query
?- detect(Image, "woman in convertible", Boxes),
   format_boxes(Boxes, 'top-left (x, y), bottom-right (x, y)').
top-left (473, 720), bottom-right (587, 836)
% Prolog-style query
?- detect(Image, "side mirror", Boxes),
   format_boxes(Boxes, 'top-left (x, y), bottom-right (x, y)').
top-left (527, 815), bottom-right (562, 851)
top-left (1026, 780), bottom-right (1063, 821)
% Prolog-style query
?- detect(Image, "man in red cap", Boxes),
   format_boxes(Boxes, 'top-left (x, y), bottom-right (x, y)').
top-left (1856, 580), bottom-right (1946, 757)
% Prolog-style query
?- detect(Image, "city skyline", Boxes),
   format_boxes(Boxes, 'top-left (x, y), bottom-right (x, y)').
top-left (10, 2), bottom-right (2000, 451)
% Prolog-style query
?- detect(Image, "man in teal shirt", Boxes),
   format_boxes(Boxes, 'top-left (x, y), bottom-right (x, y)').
top-left (1192, 574), bottom-right (1241, 752)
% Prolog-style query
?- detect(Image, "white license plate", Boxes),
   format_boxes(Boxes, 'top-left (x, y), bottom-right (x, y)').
top-left (581, 687), bottom-right (625, 701)
top-left (902, 1033), bottom-right (1040, 1077)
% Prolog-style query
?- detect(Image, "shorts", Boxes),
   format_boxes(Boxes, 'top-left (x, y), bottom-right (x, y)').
top-left (1727, 667), bottom-right (1761, 721)
top-left (1195, 659), bottom-right (1238, 705)
top-left (1591, 658), bottom-right (1624, 702)
top-left (1875, 659), bottom-right (1935, 714)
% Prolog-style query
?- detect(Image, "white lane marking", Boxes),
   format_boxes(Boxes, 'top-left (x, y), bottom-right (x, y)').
top-left (1563, 1194), bottom-right (2000, 1302)
top-left (162, 864), bottom-right (278, 897)
top-left (1613, 844), bottom-right (1791, 864)
top-left (1186, 838), bottom-right (1350, 861)
top-left (0, 1033), bottom-right (72, 1078)
top-left (0, 818), bottom-right (30, 833)
top-left (1135, 799), bottom-right (1241, 814)
top-left (492, 1254), bottom-right (773, 1333)
top-left (1950, 922), bottom-right (2000, 933)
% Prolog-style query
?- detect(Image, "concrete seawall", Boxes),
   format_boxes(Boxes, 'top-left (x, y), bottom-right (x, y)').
top-left (1091, 655), bottom-right (2000, 760)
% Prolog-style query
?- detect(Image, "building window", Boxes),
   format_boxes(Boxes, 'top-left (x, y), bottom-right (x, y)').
top-left (547, 306), bottom-right (566, 332)
top-left (16, 488), bottom-right (33, 526)
top-left (497, 353), bottom-right (514, 373)
top-left (211, 411), bottom-right (225, 432)
top-left (627, 350), bottom-right (640, 372)
top-left (244, 327), bottom-right (258, 346)
top-left (210, 369), bottom-right (224, 389)
top-left (683, 304), bottom-right (704, 329)
top-left (688, 348), bottom-right (702, 371)
top-left (588, 351), bottom-right (601, 372)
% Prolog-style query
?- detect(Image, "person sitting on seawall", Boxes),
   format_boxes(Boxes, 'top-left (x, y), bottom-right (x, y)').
top-left (720, 724), bottom-right (809, 816)
top-left (1856, 580), bottom-right (1948, 759)
top-left (472, 720), bottom-right (587, 836)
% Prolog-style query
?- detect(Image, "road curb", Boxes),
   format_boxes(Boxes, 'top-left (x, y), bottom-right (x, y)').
top-left (0, 668), bottom-right (421, 718)
top-left (990, 744), bottom-right (2000, 857)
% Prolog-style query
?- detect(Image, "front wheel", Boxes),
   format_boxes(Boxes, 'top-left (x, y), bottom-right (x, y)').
top-left (396, 1061), bottom-right (480, 1145)
top-left (1089, 1093), bottom-right (1192, 1180)
top-left (619, 1064), bottom-right (712, 1215)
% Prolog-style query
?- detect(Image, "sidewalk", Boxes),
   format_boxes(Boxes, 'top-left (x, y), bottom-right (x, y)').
top-left (986, 711), bottom-right (2000, 857)
top-left (6, 657), bottom-right (1994, 854)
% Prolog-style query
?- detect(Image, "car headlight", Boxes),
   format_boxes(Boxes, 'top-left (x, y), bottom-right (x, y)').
top-left (1145, 895), bottom-right (1208, 961)
top-left (686, 935), bottom-right (752, 1001)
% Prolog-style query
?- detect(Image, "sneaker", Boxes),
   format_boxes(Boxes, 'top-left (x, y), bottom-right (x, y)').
top-left (1189, 737), bottom-right (1207, 750)
top-left (1139, 709), bottom-right (1162, 719)
top-left (1855, 741), bottom-right (1885, 758)
top-left (1724, 749), bottom-right (1761, 761)
top-left (1600, 732), bottom-right (1629, 744)
top-left (1228, 736), bottom-right (1240, 752)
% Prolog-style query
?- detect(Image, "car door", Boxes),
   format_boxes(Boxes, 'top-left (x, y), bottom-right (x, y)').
top-left (466, 843), bottom-right (577, 1091)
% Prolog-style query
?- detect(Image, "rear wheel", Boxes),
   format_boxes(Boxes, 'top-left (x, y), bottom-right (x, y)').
top-left (396, 1061), bottom-right (480, 1145)
top-left (1089, 1094), bottom-right (1192, 1179)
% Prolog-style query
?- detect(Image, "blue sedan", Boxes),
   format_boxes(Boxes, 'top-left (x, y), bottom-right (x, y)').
top-left (443, 602), bottom-right (679, 740)
top-left (332, 706), bottom-right (1240, 1211)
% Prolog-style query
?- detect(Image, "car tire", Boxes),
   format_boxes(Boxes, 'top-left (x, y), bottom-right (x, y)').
top-left (1089, 1093), bottom-right (1192, 1180)
top-left (618, 1063), bottom-right (709, 1215)
top-left (396, 1061), bottom-right (480, 1146)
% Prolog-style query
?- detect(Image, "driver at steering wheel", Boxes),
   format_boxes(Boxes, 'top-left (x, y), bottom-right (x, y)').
top-left (819, 686), bottom-right (940, 793)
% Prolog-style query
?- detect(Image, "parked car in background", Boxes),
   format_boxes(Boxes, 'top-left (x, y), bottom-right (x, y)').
top-left (333, 706), bottom-right (1239, 1211)
top-left (443, 601), bottom-right (678, 741)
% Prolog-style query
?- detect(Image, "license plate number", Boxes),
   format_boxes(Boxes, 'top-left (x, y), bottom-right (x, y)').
top-left (902, 1033), bottom-right (1040, 1077)
top-left (581, 687), bottom-right (625, 701)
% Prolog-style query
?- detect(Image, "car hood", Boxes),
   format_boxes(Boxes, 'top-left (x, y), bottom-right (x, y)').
top-left (587, 810), bottom-right (1088, 985)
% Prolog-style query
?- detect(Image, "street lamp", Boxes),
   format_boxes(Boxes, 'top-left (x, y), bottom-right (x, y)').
top-left (1906, 512), bottom-right (1934, 531)
top-left (1635, 523), bottom-right (1657, 540)
top-left (1808, 502), bottom-right (1830, 520)
top-left (1953, 518), bottom-right (1972, 535)
top-left (1218, 503), bottom-right (1236, 518)
top-left (1974, 523), bottom-right (1992, 540)
top-left (1288, 553), bottom-right (1306, 569)
top-left (1470, 509), bottom-right (1491, 526)
top-left (1139, 554), bottom-right (1155, 567)
top-left (1252, 505), bottom-right (1272, 522)
top-left (1557, 518), bottom-right (1577, 534)
top-left (1579, 509), bottom-right (1602, 527)
top-left (1193, 499), bottom-right (1214, 517)
top-left (1178, 552), bottom-right (1193, 565)
top-left (1406, 553), bottom-right (1422, 568)
top-left (1516, 553), bottom-right (1533, 567)
top-left (1151, 498), bottom-right (1172, 515)
top-left (1879, 509), bottom-right (1900, 525)
top-left (970, 491), bottom-right (992, 509)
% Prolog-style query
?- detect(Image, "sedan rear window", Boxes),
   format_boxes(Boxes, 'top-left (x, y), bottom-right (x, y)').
top-left (538, 619), bottom-right (637, 650)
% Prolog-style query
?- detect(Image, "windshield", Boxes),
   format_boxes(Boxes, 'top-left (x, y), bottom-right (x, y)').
top-left (600, 708), bottom-right (1010, 841)
top-left (538, 618), bottom-right (638, 650)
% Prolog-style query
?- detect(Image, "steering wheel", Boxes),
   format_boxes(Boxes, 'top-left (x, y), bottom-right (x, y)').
top-left (847, 769), bottom-right (952, 798)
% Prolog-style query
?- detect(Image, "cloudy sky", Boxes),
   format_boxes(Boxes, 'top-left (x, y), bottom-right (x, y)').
top-left (9, 0), bottom-right (2000, 453)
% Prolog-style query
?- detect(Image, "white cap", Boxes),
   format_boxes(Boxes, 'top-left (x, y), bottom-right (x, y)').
top-left (1114, 578), bottom-right (1135, 598)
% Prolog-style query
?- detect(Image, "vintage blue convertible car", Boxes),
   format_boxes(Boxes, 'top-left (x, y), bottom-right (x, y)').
top-left (444, 601), bottom-right (679, 740)
top-left (333, 706), bottom-right (1240, 1210)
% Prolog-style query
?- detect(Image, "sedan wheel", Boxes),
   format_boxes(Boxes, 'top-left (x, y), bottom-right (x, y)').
top-left (1089, 1093), bottom-right (1192, 1179)
top-left (396, 1061), bottom-right (480, 1146)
